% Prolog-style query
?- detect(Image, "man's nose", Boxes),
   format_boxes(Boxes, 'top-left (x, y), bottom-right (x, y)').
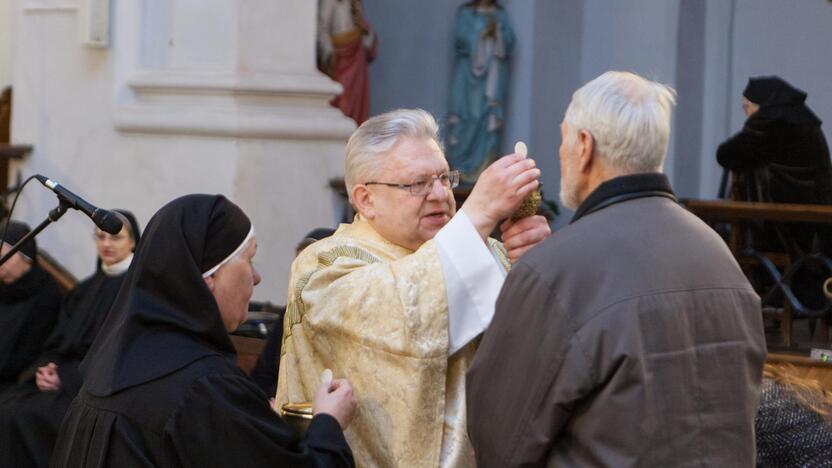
top-left (426, 178), bottom-right (449, 201)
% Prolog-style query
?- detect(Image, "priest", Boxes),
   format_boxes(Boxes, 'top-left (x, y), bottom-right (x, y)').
top-left (277, 108), bottom-right (550, 467)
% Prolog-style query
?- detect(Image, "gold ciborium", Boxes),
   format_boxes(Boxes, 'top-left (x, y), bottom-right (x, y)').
top-left (280, 402), bottom-right (313, 435)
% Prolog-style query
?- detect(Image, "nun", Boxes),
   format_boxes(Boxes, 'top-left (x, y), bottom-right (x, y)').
top-left (717, 76), bottom-right (832, 308)
top-left (51, 194), bottom-right (356, 467)
top-left (0, 210), bottom-right (140, 468)
top-left (0, 221), bottom-right (62, 388)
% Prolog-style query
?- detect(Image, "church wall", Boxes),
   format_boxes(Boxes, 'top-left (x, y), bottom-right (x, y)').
top-left (729, 0), bottom-right (832, 142)
top-left (8, 0), bottom-right (352, 303)
top-left (0, 0), bottom-right (12, 88)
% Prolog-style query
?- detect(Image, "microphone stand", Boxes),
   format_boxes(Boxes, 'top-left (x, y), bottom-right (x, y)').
top-left (0, 200), bottom-right (69, 267)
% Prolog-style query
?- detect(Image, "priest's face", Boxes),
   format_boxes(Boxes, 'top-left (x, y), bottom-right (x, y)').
top-left (208, 237), bottom-right (261, 332)
top-left (95, 225), bottom-right (135, 267)
top-left (0, 243), bottom-right (32, 285)
top-left (364, 136), bottom-right (457, 251)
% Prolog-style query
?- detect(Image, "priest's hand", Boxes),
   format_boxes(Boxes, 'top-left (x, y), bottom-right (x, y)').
top-left (313, 379), bottom-right (357, 430)
top-left (463, 153), bottom-right (540, 241)
top-left (500, 215), bottom-right (551, 263)
top-left (35, 362), bottom-right (62, 392)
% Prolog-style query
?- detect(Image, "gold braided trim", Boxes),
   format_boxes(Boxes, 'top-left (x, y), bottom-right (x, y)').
top-left (282, 245), bottom-right (381, 353)
top-left (488, 238), bottom-right (511, 271)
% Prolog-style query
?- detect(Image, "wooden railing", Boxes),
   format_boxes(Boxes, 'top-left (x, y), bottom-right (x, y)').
top-left (681, 199), bottom-right (832, 254)
top-left (682, 199), bottom-right (832, 348)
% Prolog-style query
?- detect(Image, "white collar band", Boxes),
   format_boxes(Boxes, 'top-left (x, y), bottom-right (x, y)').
top-left (102, 253), bottom-right (133, 276)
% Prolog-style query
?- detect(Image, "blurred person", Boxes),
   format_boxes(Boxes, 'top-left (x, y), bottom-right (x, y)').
top-left (0, 221), bottom-right (62, 388)
top-left (756, 363), bottom-right (832, 466)
top-left (718, 76), bottom-right (832, 309)
top-left (0, 210), bottom-right (140, 468)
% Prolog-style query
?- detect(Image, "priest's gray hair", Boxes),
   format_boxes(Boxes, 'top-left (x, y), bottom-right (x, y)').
top-left (563, 71), bottom-right (676, 174)
top-left (345, 108), bottom-right (443, 203)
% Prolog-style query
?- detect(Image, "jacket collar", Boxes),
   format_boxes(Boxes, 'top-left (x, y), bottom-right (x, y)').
top-left (571, 173), bottom-right (676, 224)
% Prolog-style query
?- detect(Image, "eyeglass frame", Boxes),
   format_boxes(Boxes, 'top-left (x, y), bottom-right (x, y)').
top-left (363, 170), bottom-right (461, 196)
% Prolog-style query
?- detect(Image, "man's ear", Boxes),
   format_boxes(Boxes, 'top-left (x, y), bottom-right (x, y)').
top-left (204, 275), bottom-right (216, 292)
top-left (577, 129), bottom-right (595, 173)
top-left (351, 184), bottom-right (376, 219)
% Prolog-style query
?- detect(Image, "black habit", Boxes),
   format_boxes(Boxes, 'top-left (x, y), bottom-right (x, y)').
top-left (717, 77), bottom-right (832, 307)
top-left (51, 194), bottom-right (354, 468)
top-left (0, 268), bottom-right (130, 467)
top-left (0, 222), bottom-right (62, 386)
top-left (0, 266), bottom-right (61, 387)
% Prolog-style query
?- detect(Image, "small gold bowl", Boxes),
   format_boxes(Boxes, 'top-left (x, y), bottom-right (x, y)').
top-left (824, 277), bottom-right (832, 301)
top-left (280, 402), bottom-right (313, 435)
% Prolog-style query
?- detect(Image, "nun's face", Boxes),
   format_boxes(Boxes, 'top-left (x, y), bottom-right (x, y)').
top-left (207, 237), bottom-right (261, 332)
top-left (95, 225), bottom-right (135, 267)
top-left (0, 243), bottom-right (32, 285)
top-left (742, 97), bottom-right (759, 117)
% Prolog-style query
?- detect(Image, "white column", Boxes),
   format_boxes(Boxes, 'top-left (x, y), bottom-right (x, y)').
top-left (11, 0), bottom-right (354, 301)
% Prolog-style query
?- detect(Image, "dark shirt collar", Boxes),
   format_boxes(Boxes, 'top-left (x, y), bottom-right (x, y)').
top-left (571, 172), bottom-right (676, 224)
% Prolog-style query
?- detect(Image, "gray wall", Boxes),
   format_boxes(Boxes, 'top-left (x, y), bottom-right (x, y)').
top-left (363, 0), bottom-right (832, 225)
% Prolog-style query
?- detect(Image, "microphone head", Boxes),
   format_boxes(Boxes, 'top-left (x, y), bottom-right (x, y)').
top-left (94, 210), bottom-right (124, 235)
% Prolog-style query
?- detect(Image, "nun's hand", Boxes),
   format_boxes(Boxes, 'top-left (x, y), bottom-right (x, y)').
top-left (35, 362), bottom-right (62, 392)
top-left (312, 378), bottom-right (357, 430)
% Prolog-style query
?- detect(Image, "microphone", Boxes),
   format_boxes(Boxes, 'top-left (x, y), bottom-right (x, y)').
top-left (34, 175), bottom-right (123, 235)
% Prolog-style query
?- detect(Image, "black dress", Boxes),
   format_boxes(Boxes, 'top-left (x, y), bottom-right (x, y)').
top-left (0, 265), bottom-right (62, 387)
top-left (0, 270), bottom-right (127, 468)
top-left (53, 354), bottom-right (351, 467)
top-left (51, 194), bottom-right (354, 468)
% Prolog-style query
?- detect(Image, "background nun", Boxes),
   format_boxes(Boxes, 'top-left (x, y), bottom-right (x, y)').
top-left (0, 210), bottom-right (140, 468)
top-left (0, 221), bottom-right (62, 388)
top-left (51, 194), bottom-right (356, 468)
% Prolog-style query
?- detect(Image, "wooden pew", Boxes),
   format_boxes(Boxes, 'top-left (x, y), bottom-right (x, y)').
top-left (682, 199), bottom-right (832, 347)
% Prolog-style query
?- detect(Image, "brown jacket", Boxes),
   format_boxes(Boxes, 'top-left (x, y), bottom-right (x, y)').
top-left (466, 174), bottom-right (766, 467)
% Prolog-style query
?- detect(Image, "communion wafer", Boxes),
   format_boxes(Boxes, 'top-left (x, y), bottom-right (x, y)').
top-left (510, 140), bottom-right (541, 220)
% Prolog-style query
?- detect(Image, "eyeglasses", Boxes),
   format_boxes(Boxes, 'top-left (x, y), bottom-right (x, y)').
top-left (94, 232), bottom-right (127, 242)
top-left (364, 170), bottom-right (460, 196)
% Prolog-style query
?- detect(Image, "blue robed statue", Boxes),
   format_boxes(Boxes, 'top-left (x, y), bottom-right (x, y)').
top-left (446, 0), bottom-right (515, 184)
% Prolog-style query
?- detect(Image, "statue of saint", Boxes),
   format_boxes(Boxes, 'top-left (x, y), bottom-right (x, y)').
top-left (317, 0), bottom-right (378, 125)
top-left (446, 0), bottom-right (515, 184)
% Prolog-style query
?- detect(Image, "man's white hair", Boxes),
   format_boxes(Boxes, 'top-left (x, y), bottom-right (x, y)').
top-left (564, 71), bottom-right (677, 173)
top-left (345, 108), bottom-right (442, 203)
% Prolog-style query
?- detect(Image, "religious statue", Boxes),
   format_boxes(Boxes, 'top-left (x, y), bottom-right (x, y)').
top-left (317, 0), bottom-right (378, 125)
top-left (446, 0), bottom-right (515, 184)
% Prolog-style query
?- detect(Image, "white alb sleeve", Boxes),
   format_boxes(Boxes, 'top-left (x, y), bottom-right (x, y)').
top-left (435, 209), bottom-right (507, 356)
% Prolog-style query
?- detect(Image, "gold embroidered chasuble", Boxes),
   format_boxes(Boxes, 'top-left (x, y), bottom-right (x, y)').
top-left (276, 215), bottom-right (506, 467)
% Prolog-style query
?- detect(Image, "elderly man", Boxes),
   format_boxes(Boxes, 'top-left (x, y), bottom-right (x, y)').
top-left (467, 71), bottom-right (766, 467)
top-left (277, 108), bottom-right (549, 467)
